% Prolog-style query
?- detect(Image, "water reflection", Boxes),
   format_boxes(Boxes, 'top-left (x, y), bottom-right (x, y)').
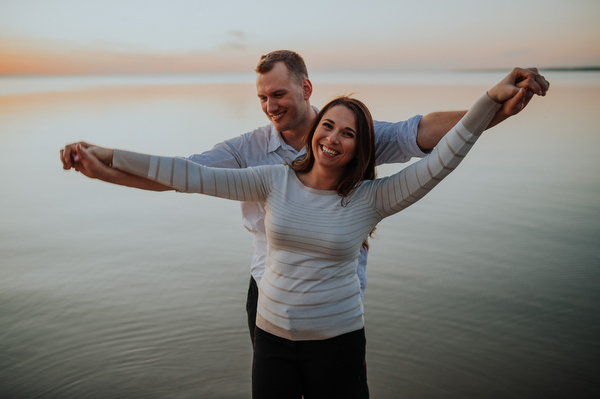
top-left (1, 72), bottom-right (599, 398)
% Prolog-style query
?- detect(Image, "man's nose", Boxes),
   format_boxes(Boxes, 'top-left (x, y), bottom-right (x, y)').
top-left (266, 98), bottom-right (278, 113)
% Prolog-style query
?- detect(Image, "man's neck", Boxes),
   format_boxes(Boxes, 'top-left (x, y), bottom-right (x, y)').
top-left (280, 106), bottom-right (318, 152)
top-left (280, 131), bottom-right (307, 152)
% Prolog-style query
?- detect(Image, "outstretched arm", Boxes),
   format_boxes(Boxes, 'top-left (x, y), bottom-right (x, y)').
top-left (61, 141), bottom-right (172, 191)
top-left (60, 133), bottom-right (250, 191)
top-left (375, 68), bottom-right (547, 217)
top-left (111, 148), bottom-right (271, 202)
top-left (415, 67), bottom-right (549, 151)
top-left (68, 143), bottom-right (272, 202)
top-left (64, 140), bottom-right (272, 204)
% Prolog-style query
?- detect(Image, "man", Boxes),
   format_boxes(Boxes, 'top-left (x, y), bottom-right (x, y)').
top-left (61, 50), bottom-right (549, 397)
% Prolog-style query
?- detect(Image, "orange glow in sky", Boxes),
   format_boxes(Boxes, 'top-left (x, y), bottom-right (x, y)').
top-left (1, 0), bottom-right (599, 75)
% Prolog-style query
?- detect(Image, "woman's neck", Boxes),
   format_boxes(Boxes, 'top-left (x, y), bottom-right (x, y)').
top-left (295, 166), bottom-right (341, 191)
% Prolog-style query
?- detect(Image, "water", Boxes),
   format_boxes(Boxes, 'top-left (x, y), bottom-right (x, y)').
top-left (1, 71), bottom-right (599, 398)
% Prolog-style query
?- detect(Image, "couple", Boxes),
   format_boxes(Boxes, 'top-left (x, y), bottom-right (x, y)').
top-left (60, 50), bottom-right (549, 399)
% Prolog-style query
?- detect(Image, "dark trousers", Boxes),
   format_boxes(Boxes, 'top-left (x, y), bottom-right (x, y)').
top-left (253, 327), bottom-right (366, 399)
top-left (246, 276), bottom-right (370, 399)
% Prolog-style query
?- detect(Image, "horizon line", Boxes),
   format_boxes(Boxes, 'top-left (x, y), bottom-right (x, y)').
top-left (1, 66), bottom-right (599, 78)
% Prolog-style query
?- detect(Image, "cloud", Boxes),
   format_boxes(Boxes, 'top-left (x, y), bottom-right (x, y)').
top-left (219, 31), bottom-right (249, 51)
top-left (228, 30), bottom-right (247, 41)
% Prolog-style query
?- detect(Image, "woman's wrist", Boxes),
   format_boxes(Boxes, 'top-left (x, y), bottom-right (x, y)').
top-left (486, 88), bottom-right (503, 104)
top-left (94, 146), bottom-right (114, 166)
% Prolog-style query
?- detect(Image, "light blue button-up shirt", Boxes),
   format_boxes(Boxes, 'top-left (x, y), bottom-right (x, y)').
top-left (187, 112), bottom-right (425, 296)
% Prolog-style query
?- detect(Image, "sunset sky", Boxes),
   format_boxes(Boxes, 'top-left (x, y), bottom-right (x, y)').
top-left (1, 0), bottom-right (599, 75)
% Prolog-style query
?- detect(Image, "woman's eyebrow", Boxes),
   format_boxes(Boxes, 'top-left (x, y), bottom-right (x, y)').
top-left (323, 118), bottom-right (356, 134)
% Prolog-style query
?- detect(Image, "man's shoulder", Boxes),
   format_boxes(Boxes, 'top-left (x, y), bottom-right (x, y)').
top-left (223, 123), bottom-right (292, 167)
top-left (187, 122), bottom-right (277, 168)
top-left (226, 123), bottom-right (275, 147)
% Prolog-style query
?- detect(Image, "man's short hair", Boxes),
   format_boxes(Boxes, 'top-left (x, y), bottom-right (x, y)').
top-left (255, 50), bottom-right (308, 84)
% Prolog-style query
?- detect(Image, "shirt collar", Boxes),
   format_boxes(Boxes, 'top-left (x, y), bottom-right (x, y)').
top-left (267, 124), bottom-right (291, 153)
top-left (266, 106), bottom-right (318, 156)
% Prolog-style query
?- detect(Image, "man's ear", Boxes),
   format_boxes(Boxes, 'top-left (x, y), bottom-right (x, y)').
top-left (302, 78), bottom-right (313, 100)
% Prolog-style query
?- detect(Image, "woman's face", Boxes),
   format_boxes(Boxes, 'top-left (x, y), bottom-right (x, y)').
top-left (311, 105), bottom-right (357, 175)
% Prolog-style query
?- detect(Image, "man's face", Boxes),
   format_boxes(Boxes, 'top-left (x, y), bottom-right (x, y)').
top-left (256, 62), bottom-right (309, 134)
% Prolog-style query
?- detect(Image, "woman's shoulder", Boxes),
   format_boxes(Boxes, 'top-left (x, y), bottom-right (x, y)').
top-left (250, 163), bottom-right (288, 173)
top-left (350, 176), bottom-right (389, 200)
top-left (246, 164), bottom-right (290, 185)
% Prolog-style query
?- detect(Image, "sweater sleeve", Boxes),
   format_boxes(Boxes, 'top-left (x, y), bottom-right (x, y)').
top-left (111, 150), bottom-right (273, 202)
top-left (371, 93), bottom-right (502, 217)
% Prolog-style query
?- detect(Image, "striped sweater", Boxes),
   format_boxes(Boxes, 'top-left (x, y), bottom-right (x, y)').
top-left (112, 93), bottom-right (501, 341)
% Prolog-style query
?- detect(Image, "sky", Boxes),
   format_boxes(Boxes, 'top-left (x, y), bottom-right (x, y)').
top-left (1, 0), bottom-right (599, 75)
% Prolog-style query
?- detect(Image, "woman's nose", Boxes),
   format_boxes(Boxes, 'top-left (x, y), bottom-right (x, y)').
top-left (328, 131), bottom-right (340, 144)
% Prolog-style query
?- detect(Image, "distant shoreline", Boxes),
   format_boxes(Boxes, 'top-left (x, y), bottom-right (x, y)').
top-left (455, 66), bottom-right (600, 73)
top-left (539, 67), bottom-right (600, 72)
top-left (1, 67), bottom-right (600, 79)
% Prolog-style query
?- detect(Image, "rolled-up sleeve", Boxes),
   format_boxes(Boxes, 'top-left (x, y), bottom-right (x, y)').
top-left (373, 114), bottom-right (427, 165)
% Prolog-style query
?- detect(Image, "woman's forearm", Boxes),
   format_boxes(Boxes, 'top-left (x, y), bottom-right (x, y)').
top-left (101, 165), bottom-right (173, 191)
top-left (377, 93), bottom-right (501, 217)
top-left (112, 149), bottom-right (268, 202)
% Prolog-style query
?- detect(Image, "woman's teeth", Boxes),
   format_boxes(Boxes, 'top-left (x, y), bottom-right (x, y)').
top-left (321, 145), bottom-right (338, 156)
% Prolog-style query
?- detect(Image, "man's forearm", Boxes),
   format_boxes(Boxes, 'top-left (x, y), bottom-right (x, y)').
top-left (416, 108), bottom-right (511, 151)
top-left (416, 70), bottom-right (547, 152)
top-left (100, 165), bottom-right (173, 191)
top-left (416, 111), bottom-right (466, 151)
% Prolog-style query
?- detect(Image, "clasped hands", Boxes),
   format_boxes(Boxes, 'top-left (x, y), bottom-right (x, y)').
top-left (488, 67), bottom-right (549, 114)
top-left (60, 142), bottom-right (113, 180)
top-left (60, 67), bottom-right (549, 180)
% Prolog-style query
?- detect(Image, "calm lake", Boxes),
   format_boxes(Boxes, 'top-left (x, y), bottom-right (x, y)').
top-left (1, 70), bottom-right (599, 398)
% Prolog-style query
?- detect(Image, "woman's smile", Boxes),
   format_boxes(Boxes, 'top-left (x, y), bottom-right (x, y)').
top-left (320, 144), bottom-right (340, 156)
top-left (312, 105), bottom-right (357, 174)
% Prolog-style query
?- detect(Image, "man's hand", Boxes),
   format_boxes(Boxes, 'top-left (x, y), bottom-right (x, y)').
top-left (489, 67), bottom-right (549, 106)
top-left (60, 142), bottom-right (113, 180)
top-left (60, 141), bottom-right (172, 191)
top-left (417, 67), bottom-right (549, 150)
top-left (487, 67), bottom-right (549, 128)
top-left (61, 141), bottom-right (85, 170)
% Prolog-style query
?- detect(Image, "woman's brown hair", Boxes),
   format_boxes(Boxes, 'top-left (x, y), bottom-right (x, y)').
top-left (290, 96), bottom-right (377, 249)
top-left (290, 96), bottom-right (377, 203)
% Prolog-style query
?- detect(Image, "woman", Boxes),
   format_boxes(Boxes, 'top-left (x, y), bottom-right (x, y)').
top-left (66, 70), bottom-right (537, 398)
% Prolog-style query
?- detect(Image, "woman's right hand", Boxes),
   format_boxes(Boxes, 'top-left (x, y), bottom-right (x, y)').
top-left (60, 141), bottom-right (114, 179)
